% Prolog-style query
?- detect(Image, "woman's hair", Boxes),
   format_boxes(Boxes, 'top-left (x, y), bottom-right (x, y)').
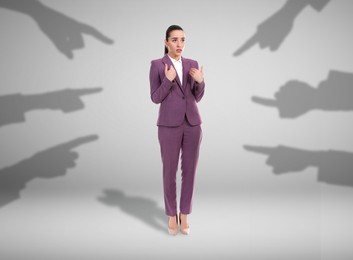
top-left (164, 25), bottom-right (184, 54)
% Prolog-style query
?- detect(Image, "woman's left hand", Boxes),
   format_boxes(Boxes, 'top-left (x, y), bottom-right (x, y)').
top-left (189, 66), bottom-right (204, 84)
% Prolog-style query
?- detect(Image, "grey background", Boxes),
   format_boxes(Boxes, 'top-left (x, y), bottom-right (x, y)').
top-left (1, 0), bottom-right (353, 259)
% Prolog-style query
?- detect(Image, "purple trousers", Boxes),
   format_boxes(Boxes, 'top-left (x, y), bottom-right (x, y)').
top-left (158, 118), bottom-right (202, 216)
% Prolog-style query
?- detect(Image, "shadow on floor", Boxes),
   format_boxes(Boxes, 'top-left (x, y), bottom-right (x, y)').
top-left (98, 188), bottom-right (168, 234)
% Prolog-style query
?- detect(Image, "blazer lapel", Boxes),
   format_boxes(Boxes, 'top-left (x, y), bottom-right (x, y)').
top-left (162, 55), bottom-right (184, 93)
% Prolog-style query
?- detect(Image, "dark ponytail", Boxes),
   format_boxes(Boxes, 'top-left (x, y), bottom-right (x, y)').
top-left (164, 25), bottom-right (184, 55)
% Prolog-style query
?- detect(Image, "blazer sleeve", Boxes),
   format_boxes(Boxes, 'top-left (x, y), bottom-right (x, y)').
top-left (149, 60), bottom-right (174, 104)
top-left (192, 61), bottom-right (205, 103)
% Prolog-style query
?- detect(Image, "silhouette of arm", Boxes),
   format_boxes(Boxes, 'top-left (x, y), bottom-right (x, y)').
top-left (315, 70), bottom-right (353, 111)
top-left (0, 0), bottom-right (114, 59)
top-left (316, 150), bottom-right (353, 187)
top-left (0, 0), bottom-right (38, 13)
top-left (0, 94), bottom-right (27, 127)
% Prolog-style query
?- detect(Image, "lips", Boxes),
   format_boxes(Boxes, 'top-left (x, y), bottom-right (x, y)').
top-left (177, 49), bottom-right (182, 52)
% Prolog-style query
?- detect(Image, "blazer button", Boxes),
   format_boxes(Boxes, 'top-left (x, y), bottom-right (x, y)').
top-left (182, 96), bottom-right (185, 99)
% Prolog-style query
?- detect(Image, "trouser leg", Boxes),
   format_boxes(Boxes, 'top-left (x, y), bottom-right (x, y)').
top-left (158, 125), bottom-right (183, 216)
top-left (180, 120), bottom-right (202, 215)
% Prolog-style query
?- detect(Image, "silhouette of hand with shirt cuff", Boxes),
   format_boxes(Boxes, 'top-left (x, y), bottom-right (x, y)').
top-left (252, 70), bottom-right (353, 118)
top-left (32, 4), bottom-right (114, 59)
top-left (28, 135), bottom-right (98, 178)
top-left (244, 145), bottom-right (311, 174)
top-left (34, 87), bottom-right (103, 112)
top-left (0, 0), bottom-right (114, 59)
top-left (0, 87), bottom-right (102, 127)
top-left (244, 144), bottom-right (353, 187)
top-left (233, 0), bottom-right (330, 56)
top-left (0, 135), bottom-right (98, 207)
top-left (234, 10), bottom-right (294, 56)
top-left (252, 80), bottom-right (317, 118)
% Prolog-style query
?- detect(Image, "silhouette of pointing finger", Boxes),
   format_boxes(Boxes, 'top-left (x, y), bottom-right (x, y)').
top-left (233, 33), bottom-right (258, 56)
top-left (0, 0), bottom-right (114, 59)
top-left (54, 134), bottom-right (99, 152)
top-left (36, 87), bottom-right (103, 113)
top-left (71, 87), bottom-right (103, 97)
top-left (243, 145), bottom-right (275, 156)
top-left (80, 23), bottom-right (114, 44)
top-left (252, 96), bottom-right (278, 108)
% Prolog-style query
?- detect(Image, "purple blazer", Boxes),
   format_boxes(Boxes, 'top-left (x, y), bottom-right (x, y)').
top-left (149, 55), bottom-right (205, 127)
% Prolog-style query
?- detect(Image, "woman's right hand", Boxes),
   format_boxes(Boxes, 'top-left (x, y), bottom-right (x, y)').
top-left (165, 64), bottom-right (176, 82)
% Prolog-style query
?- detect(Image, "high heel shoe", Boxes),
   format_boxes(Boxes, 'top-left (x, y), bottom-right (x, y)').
top-left (179, 213), bottom-right (190, 235)
top-left (168, 215), bottom-right (178, 236)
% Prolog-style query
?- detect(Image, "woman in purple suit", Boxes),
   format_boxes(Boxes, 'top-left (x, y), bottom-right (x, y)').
top-left (149, 25), bottom-right (205, 235)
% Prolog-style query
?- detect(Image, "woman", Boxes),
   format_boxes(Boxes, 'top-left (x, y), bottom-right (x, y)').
top-left (149, 25), bottom-right (205, 235)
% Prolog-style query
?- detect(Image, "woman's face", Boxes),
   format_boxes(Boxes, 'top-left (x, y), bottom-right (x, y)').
top-left (165, 30), bottom-right (185, 60)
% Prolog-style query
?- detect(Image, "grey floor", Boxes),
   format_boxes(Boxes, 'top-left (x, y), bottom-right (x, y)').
top-left (1, 176), bottom-right (352, 260)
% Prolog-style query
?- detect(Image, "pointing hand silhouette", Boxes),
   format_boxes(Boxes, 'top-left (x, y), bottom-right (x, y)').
top-left (32, 4), bottom-right (114, 59)
top-left (28, 135), bottom-right (98, 178)
top-left (0, 0), bottom-right (114, 59)
top-left (0, 135), bottom-right (98, 207)
top-left (234, 0), bottom-right (330, 56)
top-left (0, 87), bottom-right (102, 127)
top-left (244, 144), bottom-right (353, 187)
top-left (252, 70), bottom-right (353, 118)
top-left (38, 87), bottom-right (103, 112)
top-left (234, 11), bottom-right (294, 56)
top-left (252, 81), bottom-right (316, 118)
top-left (244, 145), bottom-right (312, 174)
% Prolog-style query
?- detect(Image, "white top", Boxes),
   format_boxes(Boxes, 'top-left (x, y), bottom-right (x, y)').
top-left (168, 55), bottom-right (183, 85)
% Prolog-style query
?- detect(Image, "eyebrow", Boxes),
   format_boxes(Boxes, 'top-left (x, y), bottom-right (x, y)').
top-left (170, 37), bottom-right (185, 40)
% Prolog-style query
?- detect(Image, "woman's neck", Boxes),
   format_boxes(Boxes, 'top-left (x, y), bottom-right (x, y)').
top-left (168, 53), bottom-right (181, 61)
